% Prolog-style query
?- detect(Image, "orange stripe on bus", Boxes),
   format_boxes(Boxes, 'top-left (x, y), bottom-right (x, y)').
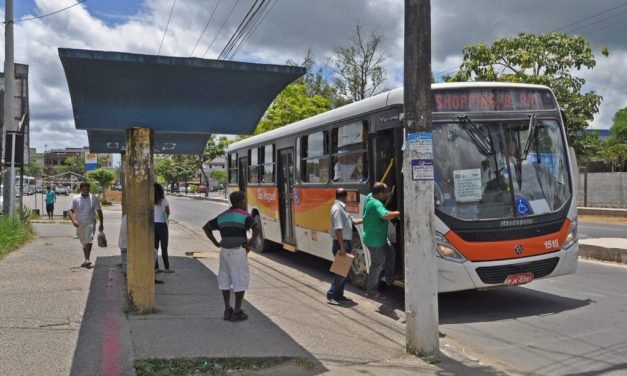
top-left (445, 219), bottom-right (571, 262)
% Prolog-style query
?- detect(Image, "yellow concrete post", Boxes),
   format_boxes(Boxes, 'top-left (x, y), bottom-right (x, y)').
top-left (126, 128), bottom-right (155, 313)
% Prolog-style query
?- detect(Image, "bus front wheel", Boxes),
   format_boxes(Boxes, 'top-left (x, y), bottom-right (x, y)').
top-left (348, 236), bottom-right (368, 290)
top-left (253, 215), bottom-right (274, 253)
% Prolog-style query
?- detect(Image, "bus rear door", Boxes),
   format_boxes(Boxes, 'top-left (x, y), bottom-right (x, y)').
top-left (277, 148), bottom-right (296, 248)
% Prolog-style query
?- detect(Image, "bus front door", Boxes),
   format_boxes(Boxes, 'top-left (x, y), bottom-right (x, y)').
top-left (238, 157), bottom-right (247, 193)
top-left (278, 148), bottom-right (296, 247)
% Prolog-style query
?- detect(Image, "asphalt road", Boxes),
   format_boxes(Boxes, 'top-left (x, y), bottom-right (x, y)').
top-left (165, 195), bottom-right (627, 376)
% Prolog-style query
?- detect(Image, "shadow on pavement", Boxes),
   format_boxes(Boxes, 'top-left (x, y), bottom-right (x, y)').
top-left (439, 287), bottom-right (592, 325)
top-left (70, 255), bottom-right (325, 375)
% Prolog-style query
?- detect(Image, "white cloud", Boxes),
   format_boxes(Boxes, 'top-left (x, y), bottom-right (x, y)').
top-left (2, 0), bottom-right (625, 152)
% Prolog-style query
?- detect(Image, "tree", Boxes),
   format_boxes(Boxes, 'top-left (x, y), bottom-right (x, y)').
top-left (444, 32), bottom-right (608, 159)
top-left (210, 170), bottom-right (227, 185)
top-left (62, 156), bottom-right (85, 174)
top-left (155, 156), bottom-right (195, 192)
top-left (238, 83), bottom-right (331, 140)
top-left (330, 23), bottom-right (388, 102)
top-left (187, 135), bottom-right (229, 197)
top-left (288, 50), bottom-right (350, 109)
top-left (86, 168), bottom-right (116, 202)
top-left (24, 162), bottom-right (44, 177)
top-left (610, 107), bottom-right (627, 144)
top-left (596, 143), bottom-right (627, 172)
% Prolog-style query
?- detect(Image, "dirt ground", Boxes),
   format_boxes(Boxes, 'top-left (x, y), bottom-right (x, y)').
top-left (105, 190), bottom-right (122, 203)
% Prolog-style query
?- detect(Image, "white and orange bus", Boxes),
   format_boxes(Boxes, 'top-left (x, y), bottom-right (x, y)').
top-left (228, 82), bottom-right (579, 292)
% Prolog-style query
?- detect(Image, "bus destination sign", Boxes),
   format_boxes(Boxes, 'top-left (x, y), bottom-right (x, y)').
top-left (433, 88), bottom-right (556, 113)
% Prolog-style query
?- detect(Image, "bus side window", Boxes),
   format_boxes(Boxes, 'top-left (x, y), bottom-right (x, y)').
top-left (229, 153), bottom-right (238, 184)
top-left (301, 131), bottom-right (330, 183)
top-left (331, 121), bottom-right (368, 183)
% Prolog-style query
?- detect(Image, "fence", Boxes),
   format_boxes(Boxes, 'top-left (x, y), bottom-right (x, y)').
top-left (578, 170), bottom-right (626, 208)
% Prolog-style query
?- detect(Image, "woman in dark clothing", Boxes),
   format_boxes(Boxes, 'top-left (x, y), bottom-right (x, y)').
top-left (154, 183), bottom-right (173, 273)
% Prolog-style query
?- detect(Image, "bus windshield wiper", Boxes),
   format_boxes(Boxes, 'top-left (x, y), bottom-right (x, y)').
top-left (456, 115), bottom-right (495, 155)
top-left (522, 113), bottom-right (538, 160)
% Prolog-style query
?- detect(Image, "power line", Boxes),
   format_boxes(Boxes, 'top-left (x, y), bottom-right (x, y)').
top-left (552, 1), bottom-right (627, 32)
top-left (230, 0), bottom-right (279, 60)
top-left (563, 8), bottom-right (627, 34)
top-left (218, 0), bottom-right (269, 59)
top-left (585, 15), bottom-right (627, 35)
top-left (190, 0), bottom-right (223, 56)
top-left (4, 0), bottom-right (89, 24)
top-left (218, 0), bottom-right (263, 60)
top-left (202, 0), bottom-right (243, 58)
top-left (158, 0), bottom-right (177, 56)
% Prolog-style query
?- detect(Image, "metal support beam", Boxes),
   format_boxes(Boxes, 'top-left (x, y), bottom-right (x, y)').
top-left (126, 128), bottom-right (155, 313)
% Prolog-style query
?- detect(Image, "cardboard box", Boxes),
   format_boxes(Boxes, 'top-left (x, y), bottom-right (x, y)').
top-left (330, 253), bottom-right (355, 277)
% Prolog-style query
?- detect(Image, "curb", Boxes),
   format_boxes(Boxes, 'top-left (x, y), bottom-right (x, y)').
top-left (578, 207), bottom-right (627, 218)
top-left (168, 193), bottom-right (228, 204)
top-left (579, 243), bottom-right (627, 264)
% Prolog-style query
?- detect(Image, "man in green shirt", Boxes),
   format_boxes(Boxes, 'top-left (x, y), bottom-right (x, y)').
top-left (362, 182), bottom-right (400, 299)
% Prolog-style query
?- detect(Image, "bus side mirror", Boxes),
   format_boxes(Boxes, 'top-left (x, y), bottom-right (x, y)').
top-left (560, 108), bottom-right (567, 125)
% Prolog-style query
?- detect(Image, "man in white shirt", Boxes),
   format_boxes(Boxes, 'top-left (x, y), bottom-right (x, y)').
top-left (68, 182), bottom-right (104, 268)
top-left (326, 188), bottom-right (362, 304)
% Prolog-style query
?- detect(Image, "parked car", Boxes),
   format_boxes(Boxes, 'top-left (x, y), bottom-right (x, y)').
top-left (198, 185), bottom-right (207, 193)
top-left (55, 185), bottom-right (69, 196)
top-left (35, 186), bottom-right (44, 194)
top-left (211, 183), bottom-right (224, 192)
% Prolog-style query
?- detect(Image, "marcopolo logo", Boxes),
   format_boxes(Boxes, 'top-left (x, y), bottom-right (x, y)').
top-left (514, 244), bottom-right (524, 255)
top-left (499, 218), bottom-right (534, 227)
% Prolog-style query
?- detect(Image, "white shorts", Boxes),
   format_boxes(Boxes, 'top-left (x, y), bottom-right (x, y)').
top-left (77, 222), bottom-right (96, 246)
top-left (218, 247), bottom-right (249, 292)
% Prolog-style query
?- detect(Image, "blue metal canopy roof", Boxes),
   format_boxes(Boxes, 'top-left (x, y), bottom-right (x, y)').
top-left (58, 48), bottom-right (305, 154)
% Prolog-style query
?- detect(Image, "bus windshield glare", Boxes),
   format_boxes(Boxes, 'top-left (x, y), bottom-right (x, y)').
top-left (433, 118), bottom-right (570, 221)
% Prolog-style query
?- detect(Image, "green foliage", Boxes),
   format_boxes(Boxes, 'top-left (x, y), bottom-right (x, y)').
top-left (134, 357), bottom-right (305, 376)
top-left (210, 170), bottom-right (227, 184)
top-left (238, 84), bottom-right (331, 141)
top-left (63, 156), bottom-right (85, 174)
top-left (444, 32), bottom-right (606, 159)
top-left (330, 23), bottom-right (388, 102)
top-left (596, 143), bottom-right (627, 172)
top-left (86, 169), bottom-right (116, 189)
top-left (189, 184), bottom-right (198, 193)
top-left (155, 156), bottom-right (196, 188)
top-left (185, 135), bottom-right (229, 195)
top-left (610, 107), bottom-right (627, 144)
top-left (0, 215), bottom-right (33, 260)
top-left (24, 162), bottom-right (44, 177)
top-left (87, 168), bottom-right (116, 201)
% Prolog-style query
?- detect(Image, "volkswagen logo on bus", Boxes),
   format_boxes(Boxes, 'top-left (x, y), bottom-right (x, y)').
top-left (514, 244), bottom-right (524, 255)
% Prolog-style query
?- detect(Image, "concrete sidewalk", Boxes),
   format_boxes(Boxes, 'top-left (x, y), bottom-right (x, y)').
top-left (0, 211), bottom-right (508, 376)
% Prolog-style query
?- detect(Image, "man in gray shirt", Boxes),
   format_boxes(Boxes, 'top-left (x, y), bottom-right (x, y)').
top-left (326, 188), bottom-right (362, 304)
top-left (69, 182), bottom-right (104, 268)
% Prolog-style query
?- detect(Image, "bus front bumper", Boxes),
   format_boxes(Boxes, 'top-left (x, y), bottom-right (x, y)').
top-left (437, 241), bottom-right (579, 293)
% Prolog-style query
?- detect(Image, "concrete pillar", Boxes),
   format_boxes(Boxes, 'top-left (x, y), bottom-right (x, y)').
top-left (126, 128), bottom-right (155, 313)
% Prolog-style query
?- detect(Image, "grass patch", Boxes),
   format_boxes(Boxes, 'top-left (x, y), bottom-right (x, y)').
top-left (0, 215), bottom-right (33, 260)
top-left (134, 357), bottom-right (306, 376)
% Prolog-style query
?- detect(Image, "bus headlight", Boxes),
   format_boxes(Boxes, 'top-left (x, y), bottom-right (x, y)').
top-left (434, 232), bottom-right (466, 263)
top-left (563, 218), bottom-right (578, 250)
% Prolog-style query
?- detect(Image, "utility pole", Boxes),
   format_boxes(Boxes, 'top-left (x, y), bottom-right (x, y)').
top-left (2, 0), bottom-right (15, 216)
top-left (403, 0), bottom-right (439, 356)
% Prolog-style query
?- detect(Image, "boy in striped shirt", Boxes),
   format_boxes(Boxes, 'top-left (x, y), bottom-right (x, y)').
top-left (203, 191), bottom-right (259, 322)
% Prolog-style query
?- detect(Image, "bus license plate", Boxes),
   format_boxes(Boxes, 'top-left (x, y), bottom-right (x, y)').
top-left (505, 272), bottom-right (534, 286)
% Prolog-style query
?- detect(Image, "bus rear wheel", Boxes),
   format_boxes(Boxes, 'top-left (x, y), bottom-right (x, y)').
top-left (348, 235), bottom-right (368, 290)
top-left (253, 215), bottom-right (274, 253)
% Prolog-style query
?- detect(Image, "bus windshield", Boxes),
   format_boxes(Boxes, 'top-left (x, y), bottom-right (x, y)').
top-left (433, 118), bottom-right (571, 221)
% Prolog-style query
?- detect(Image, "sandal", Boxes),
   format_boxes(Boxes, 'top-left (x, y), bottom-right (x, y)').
top-left (223, 307), bottom-right (233, 320)
top-left (155, 269), bottom-right (165, 273)
top-left (229, 310), bottom-right (248, 322)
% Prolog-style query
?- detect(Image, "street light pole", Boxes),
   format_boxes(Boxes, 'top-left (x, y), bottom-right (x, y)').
top-left (403, 0), bottom-right (439, 356)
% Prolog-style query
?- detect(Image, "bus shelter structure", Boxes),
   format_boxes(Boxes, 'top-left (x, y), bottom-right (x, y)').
top-left (59, 48), bottom-right (305, 312)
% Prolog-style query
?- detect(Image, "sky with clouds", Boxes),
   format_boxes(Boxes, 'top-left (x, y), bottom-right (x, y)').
top-left (2, 0), bottom-right (627, 152)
